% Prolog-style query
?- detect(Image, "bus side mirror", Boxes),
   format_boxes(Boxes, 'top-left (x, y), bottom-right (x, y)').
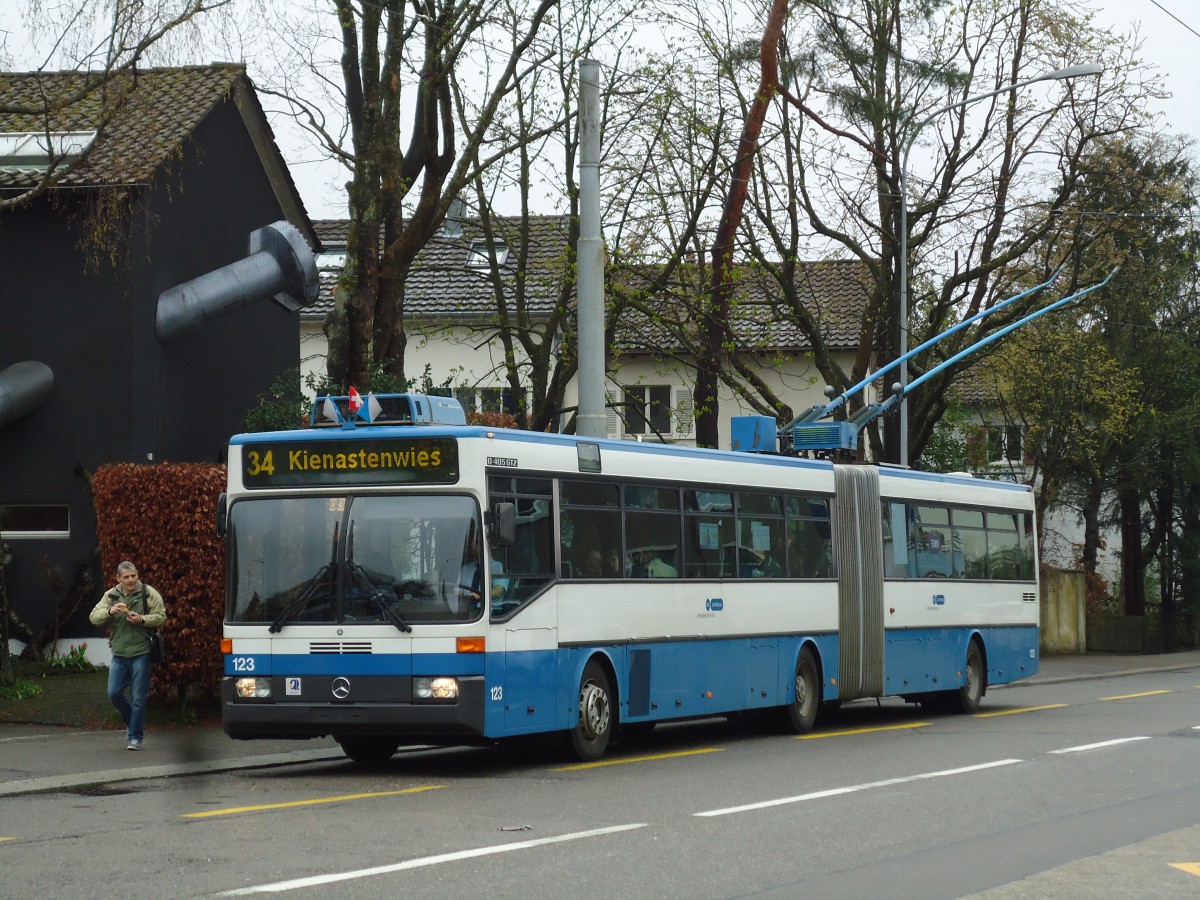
top-left (490, 502), bottom-right (516, 547)
top-left (216, 492), bottom-right (228, 537)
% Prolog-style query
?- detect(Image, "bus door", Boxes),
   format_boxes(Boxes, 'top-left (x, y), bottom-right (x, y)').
top-left (500, 615), bottom-right (558, 732)
top-left (832, 465), bottom-right (885, 700)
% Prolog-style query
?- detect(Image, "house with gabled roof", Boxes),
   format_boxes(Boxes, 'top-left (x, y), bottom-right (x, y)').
top-left (0, 64), bottom-right (317, 650)
top-left (303, 215), bottom-right (874, 448)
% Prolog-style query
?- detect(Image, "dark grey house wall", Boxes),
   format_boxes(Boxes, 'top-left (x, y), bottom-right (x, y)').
top-left (0, 95), bottom-right (303, 645)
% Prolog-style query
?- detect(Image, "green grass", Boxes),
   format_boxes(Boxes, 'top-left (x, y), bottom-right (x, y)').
top-left (0, 658), bottom-right (218, 728)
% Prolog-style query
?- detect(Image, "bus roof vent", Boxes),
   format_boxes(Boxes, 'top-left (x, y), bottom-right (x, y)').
top-left (792, 421), bottom-right (858, 452)
top-left (309, 393), bottom-right (466, 428)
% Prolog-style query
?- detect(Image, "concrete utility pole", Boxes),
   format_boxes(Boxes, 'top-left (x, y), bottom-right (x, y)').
top-left (576, 59), bottom-right (606, 438)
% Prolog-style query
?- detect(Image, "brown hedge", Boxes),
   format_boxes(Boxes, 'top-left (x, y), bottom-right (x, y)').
top-left (93, 462), bottom-right (226, 703)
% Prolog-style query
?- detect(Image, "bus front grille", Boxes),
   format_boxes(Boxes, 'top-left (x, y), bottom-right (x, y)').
top-left (309, 641), bottom-right (373, 654)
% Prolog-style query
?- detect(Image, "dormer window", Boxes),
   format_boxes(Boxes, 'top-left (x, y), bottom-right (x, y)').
top-left (0, 130), bottom-right (96, 168)
top-left (315, 250), bottom-right (347, 269)
top-left (467, 239), bottom-right (508, 268)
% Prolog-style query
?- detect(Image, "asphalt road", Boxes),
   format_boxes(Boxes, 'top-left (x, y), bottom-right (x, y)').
top-left (2, 663), bottom-right (1199, 898)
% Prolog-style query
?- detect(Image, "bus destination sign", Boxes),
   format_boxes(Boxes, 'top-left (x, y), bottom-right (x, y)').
top-left (241, 437), bottom-right (459, 488)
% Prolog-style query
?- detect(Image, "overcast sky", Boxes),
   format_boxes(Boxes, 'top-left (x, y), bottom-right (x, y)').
top-left (247, 0), bottom-right (1200, 220)
top-left (2, 1), bottom-right (1199, 220)
top-left (1089, 0), bottom-right (1200, 144)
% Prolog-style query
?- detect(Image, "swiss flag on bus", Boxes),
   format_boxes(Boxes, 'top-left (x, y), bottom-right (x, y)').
top-left (348, 386), bottom-right (364, 413)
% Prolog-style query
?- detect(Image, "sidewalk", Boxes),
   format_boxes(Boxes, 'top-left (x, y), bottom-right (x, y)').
top-left (3, 648), bottom-right (1199, 798)
top-left (1014, 646), bottom-right (1200, 686)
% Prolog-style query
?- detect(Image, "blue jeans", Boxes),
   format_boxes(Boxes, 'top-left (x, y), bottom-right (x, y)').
top-left (107, 653), bottom-right (152, 741)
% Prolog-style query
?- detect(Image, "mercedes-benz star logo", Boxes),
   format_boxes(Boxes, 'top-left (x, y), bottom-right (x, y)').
top-left (331, 676), bottom-right (351, 699)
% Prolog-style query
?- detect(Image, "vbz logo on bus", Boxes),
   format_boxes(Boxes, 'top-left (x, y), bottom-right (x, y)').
top-left (706, 598), bottom-right (724, 612)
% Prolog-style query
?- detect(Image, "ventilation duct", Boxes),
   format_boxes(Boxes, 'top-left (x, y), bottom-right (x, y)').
top-left (0, 361), bottom-right (54, 430)
top-left (155, 220), bottom-right (317, 343)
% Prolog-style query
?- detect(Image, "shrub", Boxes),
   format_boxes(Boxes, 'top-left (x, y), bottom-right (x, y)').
top-left (93, 462), bottom-right (225, 704)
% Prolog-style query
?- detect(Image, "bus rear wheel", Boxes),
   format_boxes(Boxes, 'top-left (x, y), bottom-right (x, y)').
top-left (336, 736), bottom-right (399, 764)
top-left (938, 640), bottom-right (985, 714)
top-left (785, 646), bottom-right (820, 734)
top-left (569, 660), bottom-right (614, 761)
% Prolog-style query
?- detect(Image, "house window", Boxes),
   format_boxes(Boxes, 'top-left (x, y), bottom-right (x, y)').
top-left (987, 425), bottom-right (1023, 463)
top-left (455, 386), bottom-right (521, 414)
top-left (623, 385), bottom-right (673, 436)
top-left (607, 386), bottom-right (693, 438)
top-left (467, 239), bottom-right (509, 268)
top-left (0, 504), bottom-right (70, 538)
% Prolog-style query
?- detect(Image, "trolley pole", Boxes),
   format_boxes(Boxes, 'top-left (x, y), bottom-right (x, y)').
top-left (576, 59), bottom-right (606, 438)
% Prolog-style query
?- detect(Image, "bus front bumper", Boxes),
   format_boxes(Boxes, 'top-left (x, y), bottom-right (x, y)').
top-left (221, 676), bottom-right (486, 741)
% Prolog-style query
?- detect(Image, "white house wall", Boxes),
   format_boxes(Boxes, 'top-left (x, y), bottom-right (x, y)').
top-left (301, 320), bottom-right (855, 451)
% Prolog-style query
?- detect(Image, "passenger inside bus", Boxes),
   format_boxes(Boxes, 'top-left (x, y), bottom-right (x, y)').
top-left (637, 547), bottom-right (678, 578)
top-left (606, 548), bottom-right (623, 577)
top-left (579, 548), bottom-right (605, 577)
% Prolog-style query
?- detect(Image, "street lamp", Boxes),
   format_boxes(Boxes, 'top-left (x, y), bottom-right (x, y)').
top-left (896, 62), bottom-right (1102, 466)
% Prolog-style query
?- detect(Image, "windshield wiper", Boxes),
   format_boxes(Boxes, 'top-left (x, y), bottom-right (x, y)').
top-left (269, 521), bottom-right (339, 633)
top-left (348, 563), bottom-right (413, 633)
top-left (347, 522), bottom-right (412, 633)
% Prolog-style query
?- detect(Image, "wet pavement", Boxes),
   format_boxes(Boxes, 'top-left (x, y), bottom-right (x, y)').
top-left (2, 648), bottom-right (1198, 798)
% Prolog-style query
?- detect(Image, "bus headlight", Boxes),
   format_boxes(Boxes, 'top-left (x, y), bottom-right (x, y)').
top-left (235, 677), bottom-right (272, 698)
top-left (414, 676), bottom-right (459, 701)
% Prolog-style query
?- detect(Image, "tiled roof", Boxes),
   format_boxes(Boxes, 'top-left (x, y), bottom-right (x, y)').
top-left (313, 219), bottom-right (351, 246)
top-left (306, 214), bottom-right (571, 320)
top-left (0, 65), bottom-right (313, 243)
top-left (306, 215), bottom-right (871, 354)
top-left (614, 258), bottom-right (873, 352)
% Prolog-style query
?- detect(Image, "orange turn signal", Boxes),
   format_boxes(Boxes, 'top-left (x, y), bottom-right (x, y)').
top-left (456, 637), bottom-right (485, 654)
top-left (221, 638), bottom-right (233, 655)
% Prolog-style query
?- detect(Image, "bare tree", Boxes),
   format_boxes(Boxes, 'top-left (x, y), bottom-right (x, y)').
top-left (745, 0), bottom-right (1148, 464)
top-left (252, 0), bottom-right (565, 389)
top-left (441, 7), bottom-right (731, 436)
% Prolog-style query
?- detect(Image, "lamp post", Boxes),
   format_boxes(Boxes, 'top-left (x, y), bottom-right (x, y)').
top-left (896, 62), bottom-right (1102, 467)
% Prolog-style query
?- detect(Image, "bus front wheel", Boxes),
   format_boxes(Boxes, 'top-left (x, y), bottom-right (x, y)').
top-left (336, 736), bottom-right (399, 764)
top-left (786, 646), bottom-right (820, 734)
top-left (569, 660), bottom-right (614, 761)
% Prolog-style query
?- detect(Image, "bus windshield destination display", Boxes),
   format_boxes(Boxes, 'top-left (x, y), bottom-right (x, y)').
top-left (242, 437), bottom-right (458, 488)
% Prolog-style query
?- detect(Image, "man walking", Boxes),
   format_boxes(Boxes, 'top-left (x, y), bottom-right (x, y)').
top-left (89, 561), bottom-right (168, 750)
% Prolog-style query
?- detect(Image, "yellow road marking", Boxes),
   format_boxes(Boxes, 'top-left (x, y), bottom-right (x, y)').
top-left (1170, 863), bottom-right (1200, 877)
top-left (182, 785), bottom-right (443, 818)
top-left (799, 722), bottom-right (931, 739)
top-left (554, 747), bottom-right (723, 771)
top-left (1100, 690), bottom-right (1171, 701)
top-left (0, 837), bottom-right (14, 842)
top-left (975, 704), bottom-right (1067, 718)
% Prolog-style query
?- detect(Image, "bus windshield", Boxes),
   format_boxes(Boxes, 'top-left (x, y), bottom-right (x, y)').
top-left (227, 494), bottom-right (485, 625)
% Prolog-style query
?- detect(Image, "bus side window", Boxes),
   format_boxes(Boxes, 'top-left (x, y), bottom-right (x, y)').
top-left (788, 496), bottom-right (834, 579)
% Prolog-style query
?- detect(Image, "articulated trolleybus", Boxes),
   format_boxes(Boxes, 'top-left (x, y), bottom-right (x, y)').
top-left (220, 393), bottom-right (1039, 762)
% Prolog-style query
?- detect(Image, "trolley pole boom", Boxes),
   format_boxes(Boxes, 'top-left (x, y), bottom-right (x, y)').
top-left (782, 264), bottom-right (1119, 454)
top-left (785, 262), bottom-right (1068, 433)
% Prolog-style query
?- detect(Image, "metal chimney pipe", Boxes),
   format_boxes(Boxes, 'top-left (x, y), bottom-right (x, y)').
top-left (0, 361), bottom-right (54, 430)
top-left (155, 220), bottom-right (317, 343)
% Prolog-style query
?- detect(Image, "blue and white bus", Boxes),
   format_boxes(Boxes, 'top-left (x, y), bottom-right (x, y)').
top-left (219, 394), bottom-right (1039, 762)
